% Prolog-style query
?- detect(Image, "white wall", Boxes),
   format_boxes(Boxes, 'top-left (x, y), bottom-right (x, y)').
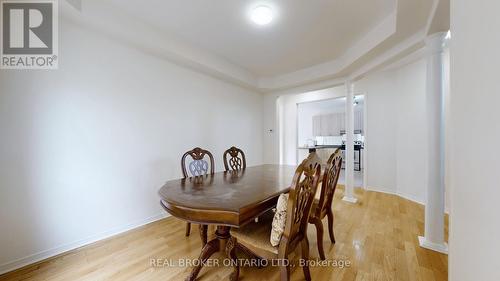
top-left (0, 19), bottom-right (264, 273)
top-left (394, 60), bottom-right (429, 204)
top-left (263, 94), bottom-right (279, 164)
top-left (268, 59), bottom-right (426, 199)
top-left (267, 54), bottom-right (449, 207)
top-left (355, 57), bottom-right (443, 206)
top-left (355, 71), bottom-right (399, 194)
top-left (449, 1), bottom-right (500, 280)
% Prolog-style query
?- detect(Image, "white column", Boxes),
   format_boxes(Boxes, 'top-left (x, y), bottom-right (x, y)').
top-left (418, 32), bottom-right (448, 254)
top-left (342, 80), bottom-right (357, 203)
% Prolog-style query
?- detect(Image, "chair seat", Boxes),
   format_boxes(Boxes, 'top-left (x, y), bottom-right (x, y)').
top-left (230, 211), bottom-right (278, 256)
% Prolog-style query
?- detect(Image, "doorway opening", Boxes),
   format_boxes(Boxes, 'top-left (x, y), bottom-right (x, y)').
top-left (277, 88), bottom-right (366, 188)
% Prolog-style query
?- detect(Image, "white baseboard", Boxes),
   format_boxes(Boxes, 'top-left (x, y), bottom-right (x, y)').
top-left (418, 236), bottom-right (449, 254)
top-left (0, 212), bottom-right (170, 275)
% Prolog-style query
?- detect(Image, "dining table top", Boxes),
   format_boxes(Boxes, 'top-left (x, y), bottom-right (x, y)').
top-left (158, 164), bottom-right (297, 227)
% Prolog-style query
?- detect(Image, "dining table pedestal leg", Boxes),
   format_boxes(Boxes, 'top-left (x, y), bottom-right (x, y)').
top-left (185, 225), bottom-right (230, 281)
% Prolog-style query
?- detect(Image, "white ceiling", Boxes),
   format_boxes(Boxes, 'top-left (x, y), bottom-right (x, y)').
top-left (62, 0), bottom-right (448, 92)
top-left (108, 0), bottom-right (395, 77)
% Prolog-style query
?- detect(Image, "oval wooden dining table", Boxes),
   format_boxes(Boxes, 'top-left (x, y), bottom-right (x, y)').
top-left (158, 164), bottom-right (297, 281)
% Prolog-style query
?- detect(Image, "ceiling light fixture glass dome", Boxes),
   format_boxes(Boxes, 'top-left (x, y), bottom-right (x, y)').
top-left (251, 5), bottom-right (273, 25)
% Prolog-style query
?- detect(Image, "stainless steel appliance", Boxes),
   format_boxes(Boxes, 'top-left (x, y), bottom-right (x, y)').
top-left (340, 140), bottom-right (363, 171)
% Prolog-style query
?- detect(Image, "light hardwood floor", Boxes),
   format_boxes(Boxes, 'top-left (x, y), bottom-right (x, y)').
top-left (0, 186), bottom-right (448, 281)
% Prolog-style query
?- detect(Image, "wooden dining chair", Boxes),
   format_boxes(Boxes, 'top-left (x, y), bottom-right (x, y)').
top-left (308, 148), bottom-right (342, 260)
top-left (226, 159), bottom-right (321, 281)
top-left (181, 147), bottom-right (215, 245)
top-left (223, 146), bottom-right (246, 171)
top-left (303, 150), bottom-right (322, 168)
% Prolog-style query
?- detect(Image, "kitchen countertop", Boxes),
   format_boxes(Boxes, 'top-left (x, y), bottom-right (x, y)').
top-left (298, 144), bottom-right (364, 150)
top-left (297, 145), bottom-right (343, 150)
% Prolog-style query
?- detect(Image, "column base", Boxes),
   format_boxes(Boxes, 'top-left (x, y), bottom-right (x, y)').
top-left (342, 196), bottom-right (358, 203)
top-left (418, 236), bottom-right (448, 254)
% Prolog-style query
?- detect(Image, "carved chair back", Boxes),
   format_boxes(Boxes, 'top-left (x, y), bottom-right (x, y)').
top-left (223, 146), bottom-right (246, 171)
top-left (303, 151), bottom-right (322, 170)
top-left (281, 159), bottom-right (321, 248)
top-left (181, 147), bottom-right (215, 178)
top-left (315, 149), bottom-right (342, 217)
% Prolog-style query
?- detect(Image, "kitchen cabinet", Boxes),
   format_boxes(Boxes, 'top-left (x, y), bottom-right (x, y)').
top-left (323, 114), bottom-right (339, 136)
top-left (313, 114), bottom-right (334, 136)
top-left (354, 110), bottom-right (363, 132)
top-left (337, 113), bottom-right (345, 132)
top-left (312, 110), bottom-right (363, 137)
top-left (312, 115), bottom-right (321, 136)
top-left (312, 112), bottom-right (344, 136)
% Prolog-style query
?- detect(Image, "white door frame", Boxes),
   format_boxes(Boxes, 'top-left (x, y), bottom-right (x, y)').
top-left (362, 93), bottom-right (368, 190)
top-left (288, 93), bottom-right (368, 190)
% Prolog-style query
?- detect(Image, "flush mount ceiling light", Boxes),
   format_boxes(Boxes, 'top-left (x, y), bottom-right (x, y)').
top-left (251, 5), bottom-right (273, 25)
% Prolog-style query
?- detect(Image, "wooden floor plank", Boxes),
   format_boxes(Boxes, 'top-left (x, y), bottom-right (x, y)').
top-left (0, 186), bottom-right (448, 281)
